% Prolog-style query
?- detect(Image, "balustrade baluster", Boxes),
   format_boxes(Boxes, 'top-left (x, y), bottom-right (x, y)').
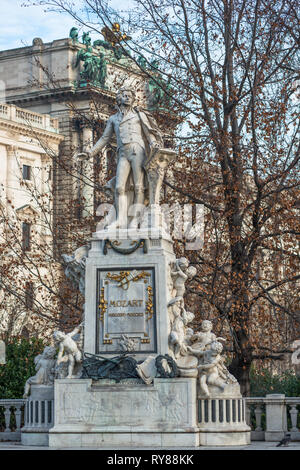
top-left (15, 405), bottom-right (22, 431)
top-left (254, 405), bottom-right (263, 432)
top-left (289, 405), bottom-right (299, 432)
top-left (4, 406), bottom-right (11, 432)
top-left (245, 403), bottom-right (251, 426)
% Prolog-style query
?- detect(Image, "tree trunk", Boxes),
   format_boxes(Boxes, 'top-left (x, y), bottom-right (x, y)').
top-left (228, 352), bottom-right (252, 397)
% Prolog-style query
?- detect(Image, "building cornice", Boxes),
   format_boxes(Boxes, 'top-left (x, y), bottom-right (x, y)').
top-left (0, 117), bottom-right (64, 144)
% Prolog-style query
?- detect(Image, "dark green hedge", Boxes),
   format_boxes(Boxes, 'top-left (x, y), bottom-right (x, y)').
top-left (250, 367), bottom-right (300, 397)
top-left (0, 337), bottom-right (45, 399)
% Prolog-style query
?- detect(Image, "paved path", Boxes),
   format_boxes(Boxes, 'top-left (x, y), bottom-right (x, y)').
top-left (1, 441), bottom-right (300, 450)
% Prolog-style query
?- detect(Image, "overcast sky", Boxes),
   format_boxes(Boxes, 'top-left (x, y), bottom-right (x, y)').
top-left (0, 0), bottom-right (131, 51)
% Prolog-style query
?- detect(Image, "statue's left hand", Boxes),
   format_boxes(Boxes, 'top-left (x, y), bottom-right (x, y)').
top-left (150, 141), bottom-right (160, 152)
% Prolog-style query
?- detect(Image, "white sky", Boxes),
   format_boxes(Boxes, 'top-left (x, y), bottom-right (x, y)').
top-left (0, 0), bottom-right (75, 50)
top-left (0, 0), bottom-right (132, 51)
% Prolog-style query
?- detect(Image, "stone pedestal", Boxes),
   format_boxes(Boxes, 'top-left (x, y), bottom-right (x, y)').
top-left (197, 384), bottom-right (251, 446)
top-left (49, 377), bottom-right (199, 448)
top-left (47, 229), bottom-right (251, 448)
top-left (21, 385), bottom-right (54, 446)
top-left (84, 230), bottom-right (175, 359)
top-left (264, 394), bottom-right (287, 442)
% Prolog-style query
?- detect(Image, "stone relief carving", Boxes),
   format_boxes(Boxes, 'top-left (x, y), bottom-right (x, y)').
top-left (118, 334), bottom-right (137, 352)
top-left (23, 346), bottom-right (56, 398)
top-left (53, 323), bottom-right (84, 379)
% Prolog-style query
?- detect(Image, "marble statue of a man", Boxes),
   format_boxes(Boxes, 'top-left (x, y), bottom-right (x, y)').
top-left (88, 87), bottom-right (163, 228)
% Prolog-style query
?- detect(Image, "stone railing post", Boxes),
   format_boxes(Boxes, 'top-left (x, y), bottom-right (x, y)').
top-left (265, 394), bottom-right (287, 441)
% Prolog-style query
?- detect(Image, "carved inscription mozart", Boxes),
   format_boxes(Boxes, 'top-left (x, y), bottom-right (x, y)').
top-left (97, 267), bottom-right (157, 354)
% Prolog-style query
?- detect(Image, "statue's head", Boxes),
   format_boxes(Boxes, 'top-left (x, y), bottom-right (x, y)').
top-left (177, 257), bottom-right (189, 270)
top-left (43, 346), bottom-right (57, 358)
top-left (168, 296), bottom-right (184, 309)
top-left (53, 331), bottom-right (65, 342)
top-left (186, 327), bottom-right (194, 336)
top-left (186, 265), bottom-right (197, 279)
top-left (116, 87), bottom-right (135, 107)
top-left (201, 320), bottom-right (213, 332)
top-left (210, 341), bottom-right (223, 354)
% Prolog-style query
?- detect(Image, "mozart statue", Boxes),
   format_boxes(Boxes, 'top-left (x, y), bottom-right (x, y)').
top-left (83, 87), bottom-right (175, 229)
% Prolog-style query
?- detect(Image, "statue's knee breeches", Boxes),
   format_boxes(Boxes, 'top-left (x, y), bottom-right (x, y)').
top-left (134, 184), bottom-right (144, 194)
top-left (115, 185), bottom-right (126, 196)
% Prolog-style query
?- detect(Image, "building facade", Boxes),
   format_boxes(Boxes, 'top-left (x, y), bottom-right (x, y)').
top-left (0, 103), bottom-right (64, 338)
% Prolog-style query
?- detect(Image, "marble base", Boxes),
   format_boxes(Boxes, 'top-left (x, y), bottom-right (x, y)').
top-left (48, 377), bottom-right (199, 448)
top-left (197, 384), bottom-right (251, 446)
top-left (21, 430), bottom-right (50, 447)
top-left (199, 429), bottom-right (251, 446)
top-left (49, 431), bottom-right (200, 448)
top-left (21, 385), bottom-right (54, 447)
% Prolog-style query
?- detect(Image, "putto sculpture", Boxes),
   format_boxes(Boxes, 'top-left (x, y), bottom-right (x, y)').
top-left (23, 346), bottom-right (56, 398)
top-left (187, 339), bottom-right (237, 397)
top-left (53, 323), bottom-right (84, 379)
top-left (170, 257), bottom-right (197, 298)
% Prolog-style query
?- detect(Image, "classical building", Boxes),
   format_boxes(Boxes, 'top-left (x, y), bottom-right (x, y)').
top-left (0, 33), bottom-right (174, 254)
top-left (0, 31), bottom-right (175, 337)
top-left (0, 103), bottom-right (64, 338)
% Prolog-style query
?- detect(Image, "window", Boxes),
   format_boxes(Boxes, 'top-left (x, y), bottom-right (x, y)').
top-left (22, 222), bottom-right (31, 251)
top-left (22, 164), bottom-right (31, 180)
top-left (25, 282), bottom-right (34, 309)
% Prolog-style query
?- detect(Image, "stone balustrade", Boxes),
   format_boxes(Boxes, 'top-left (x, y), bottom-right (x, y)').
top-left (0, 399), bottom-right (26, 441)
top-left (0, 103), bottom-right (59, 133)
top-left (198, 397), bottom-right (246, 425)
top-left (1, 394), bottom-right (299, 443)
top-left (245, 394), bottom-right (300, 441)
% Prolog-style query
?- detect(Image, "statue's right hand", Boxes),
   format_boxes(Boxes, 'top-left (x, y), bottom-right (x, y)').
top-left (75, 152), bottom-right (90, 160)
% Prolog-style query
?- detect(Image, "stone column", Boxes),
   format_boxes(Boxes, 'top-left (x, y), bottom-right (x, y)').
top-left (71, 129), bottom-right (81, 206)
top-left (80, 126), bottom-right (94, 218)
top-left (6, 145), bottom-right (18, 215)
top-left (265, 394), bottom-right (287, 441)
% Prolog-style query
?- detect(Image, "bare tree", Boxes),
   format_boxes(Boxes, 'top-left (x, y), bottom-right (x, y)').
top-left (18, 0), bottom-right (300, 394)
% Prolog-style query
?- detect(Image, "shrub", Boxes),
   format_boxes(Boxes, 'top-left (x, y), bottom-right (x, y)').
top-left (250, 367), bottom-right (300, 397)
top-left (0, 337), bottom-right (45, 399)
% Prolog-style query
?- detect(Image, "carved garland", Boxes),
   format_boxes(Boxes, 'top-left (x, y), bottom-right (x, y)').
top-left (146, 285), bottom-right (154, 321)
top-left (106, 270), bottom-right (150, 290)
top-left (99, 287), bottom-right (107, 323)
top-left (103, 239), bottom-right (147, 255)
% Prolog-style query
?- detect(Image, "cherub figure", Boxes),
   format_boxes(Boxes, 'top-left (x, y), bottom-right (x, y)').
top-left (170, 257), bottom-right (197, 298)
top-left (168, 297), bottom-right (194, 359)
top-left (189, 320), bottom-right (225, 352)
top-left (187, 341), bottom-right (227, 397)
top-left (183, 327), bottom-right (194, 348)
top-left (23, 346), bottom-right (56, 398)
top-left (53, 323), bottom-right (83, 379)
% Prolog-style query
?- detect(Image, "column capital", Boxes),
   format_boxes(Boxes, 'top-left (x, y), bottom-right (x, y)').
top-left (6, 144), bottom-right (18, 154)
